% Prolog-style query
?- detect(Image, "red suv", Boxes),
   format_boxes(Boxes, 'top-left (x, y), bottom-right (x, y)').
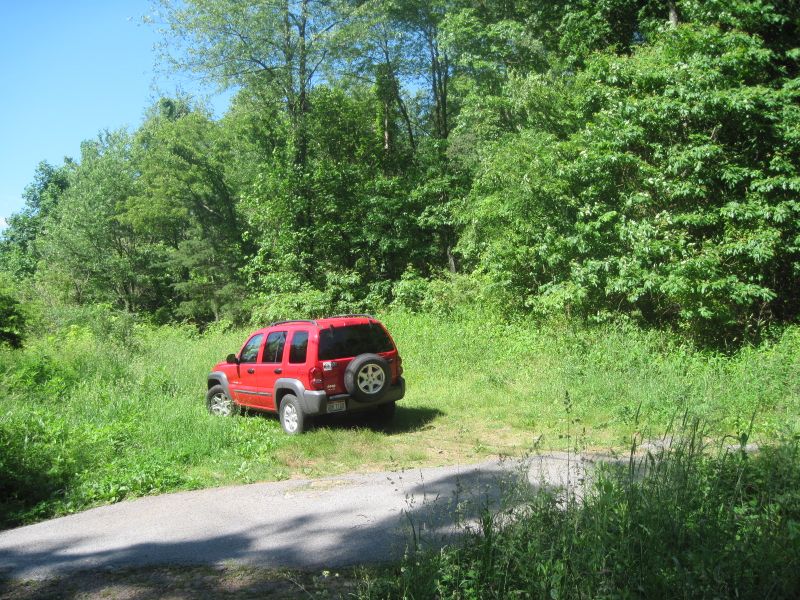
top-left (206, 315), bottom-right (405, 434)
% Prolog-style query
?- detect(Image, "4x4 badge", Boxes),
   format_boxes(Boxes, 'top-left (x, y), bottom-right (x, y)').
top-left (323, 361), bottom-right (337, 371)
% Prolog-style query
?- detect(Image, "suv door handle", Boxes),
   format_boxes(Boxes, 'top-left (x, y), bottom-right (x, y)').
top-left (247, 368), bottom-right (255, 374)
top-left (274, 368), bottom-right (282, 374)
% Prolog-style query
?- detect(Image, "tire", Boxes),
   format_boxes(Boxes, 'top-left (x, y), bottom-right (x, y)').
top-left (279, 394), bottom-right (306, 435)
top-left (344, 353), bottom-right (391, 403)
top-left (206, 384), bottom-right (238, 417)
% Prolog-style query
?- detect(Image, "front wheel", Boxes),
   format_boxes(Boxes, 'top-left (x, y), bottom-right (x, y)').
top-left (206, 385), bottom-right (238, 417)
top-left (279, 394), bottom-right (306, 435)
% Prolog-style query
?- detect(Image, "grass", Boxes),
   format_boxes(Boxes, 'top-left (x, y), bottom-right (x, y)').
top-left (355, 430), bottom-right (800, 599)
top-left (1, 309), bottom-right (798, 528)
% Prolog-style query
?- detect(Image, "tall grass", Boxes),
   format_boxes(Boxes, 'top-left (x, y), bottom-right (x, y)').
top-left (384, 312), bottom-right (800, 445)
top-left (1, 308), bottom-right (798, 528)
top-left (357, 431), bottom-right (800, 599)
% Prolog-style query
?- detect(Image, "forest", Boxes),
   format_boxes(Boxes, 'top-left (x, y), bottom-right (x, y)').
top-left (1, 0), bottom-right (798, 347)
top-left (1, 2), bottom-right (799, 595)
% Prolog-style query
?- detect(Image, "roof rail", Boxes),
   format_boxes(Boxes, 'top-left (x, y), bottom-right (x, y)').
top-left (268, 319), bottom-right (318, 327)
top-left (325, 314), bottom-right (375, 320)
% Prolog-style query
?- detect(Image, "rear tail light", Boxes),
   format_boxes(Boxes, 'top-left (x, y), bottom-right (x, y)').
top-left (309, 367), bottom-right (324, 390)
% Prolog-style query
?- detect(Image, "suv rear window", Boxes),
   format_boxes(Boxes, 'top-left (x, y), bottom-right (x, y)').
top-left (318, 324), bottom-right (394, 360)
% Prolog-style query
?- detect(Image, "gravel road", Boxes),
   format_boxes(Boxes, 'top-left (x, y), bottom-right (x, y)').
top-left (0, 453), bottom-right (593, 581)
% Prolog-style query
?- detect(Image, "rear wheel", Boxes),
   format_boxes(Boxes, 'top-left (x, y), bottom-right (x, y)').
top-left (206, 385), bottom-right (237, 417)
top-left (279, 394), bottom-right (305, 435)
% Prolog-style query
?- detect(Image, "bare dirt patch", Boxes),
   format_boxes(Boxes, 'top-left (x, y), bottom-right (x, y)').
top-left (0, 565), bottom-right (362, 600)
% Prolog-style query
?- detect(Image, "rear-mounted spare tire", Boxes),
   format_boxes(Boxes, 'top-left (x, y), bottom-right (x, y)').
top-left (344, 353), bottom-right (391, 402)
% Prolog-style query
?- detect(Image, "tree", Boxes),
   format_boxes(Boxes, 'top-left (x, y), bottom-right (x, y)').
top-left (241, 84), bottom-right (428, 292)
top-left (37, 131), bottom-right (157, 312)
top-left (382, 0), bottom-right (454, 140)
top-left (129, 99), bottom-right (247, 322)
top-left (461, 24), bottom-right (800, 344)
top-left (0, 276), bottom-right (25, 348)
top-left (0, 161), bottom-right (70, 278)
top-left (157, 0), bottom-right (370, 284)
top-left (156, 0), bottom-right (358, 168)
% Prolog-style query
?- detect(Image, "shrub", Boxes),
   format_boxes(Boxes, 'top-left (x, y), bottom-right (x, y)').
top-left (460, 24), bottom-right (800, 346)
top-left (391, 271), bottom-right (504, 319)
top-left (0, 277), bottom-right (25, 349)
top-left (361, 435), bottom-right (800, 599)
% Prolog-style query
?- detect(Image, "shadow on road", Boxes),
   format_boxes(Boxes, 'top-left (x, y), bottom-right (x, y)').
top-left (0, 458), bottom-right (557, 598)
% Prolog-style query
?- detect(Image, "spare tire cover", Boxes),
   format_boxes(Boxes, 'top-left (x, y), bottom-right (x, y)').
top-left (344, 353), bottom-right (391, 402)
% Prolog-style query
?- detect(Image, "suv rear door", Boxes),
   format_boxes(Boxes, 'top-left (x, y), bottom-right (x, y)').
top-left (258, 329), bottom-right (288, 410)
top-left (316, 322), bottom-right (399, 395)
top-left (282, 329), bottom-right (310, 383)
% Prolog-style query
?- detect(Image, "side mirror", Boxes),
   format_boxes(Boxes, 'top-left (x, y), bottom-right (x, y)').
top-left (226, 353), bottom-right (239, 365)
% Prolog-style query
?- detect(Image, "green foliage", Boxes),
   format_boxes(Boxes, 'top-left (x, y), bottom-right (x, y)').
top-left (14, 103), bottom-right (248, 325)
top-left (5, 1), bottom-right (800, 345)
top-left (0, 161), bottom-right (70, 278)
top-left (130, 103), bottom-right (247, 322)
top-left (0, 277), bottom-right (25, 349)
top-left (36, 130), bottom-right (150, 311)
top-left (0, 315), bottom-right (237, 527)
top-left (240, 83), bottom-right (442, 311)
top-left (2, 310), bottom-right (797, 529)
top-left (461, 24), bottom-right (800, 345)
top-left (680, 0), bottom-right (800, 72)
top-left (360, 436), bottom-right (800, 599)
top-left (391, 270), bottom-right (501, 319)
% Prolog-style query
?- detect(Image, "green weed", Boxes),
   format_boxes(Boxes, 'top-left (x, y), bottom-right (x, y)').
top-left (0, 311), bottom-right (798, 528)
top-left (358, 432), bottom-right (800, 599)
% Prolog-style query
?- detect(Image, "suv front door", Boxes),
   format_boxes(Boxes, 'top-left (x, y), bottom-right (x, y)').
top-left (231, 333), bottom-right (267, 406)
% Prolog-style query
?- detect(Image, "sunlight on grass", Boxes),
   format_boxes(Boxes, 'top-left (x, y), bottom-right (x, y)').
top-left (1, 312), bottom-right (798, 527)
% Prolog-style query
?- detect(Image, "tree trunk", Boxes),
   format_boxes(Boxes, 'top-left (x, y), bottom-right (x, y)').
top-left (378, 40), bottom-right (416, 151)
top-left (428, 30), bottom-right (450, 140)
top-left (296, 0), bottom-right (309, 169)
top-left (395, 92), bottom-right (416, 151)
top-left (383, 100), bottom-right (391, 152)
top-left (447, 245), bottom-right (457, 274)
top-left (668, 1), bottom-right (679, 27)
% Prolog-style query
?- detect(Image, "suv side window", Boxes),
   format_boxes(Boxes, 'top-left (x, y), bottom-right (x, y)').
top-left (240, 334), bottom-right (264, 363)
top-left (263, 331), bottom-right (287, 363)
top-left (289, 331), bottom-right (309, 364)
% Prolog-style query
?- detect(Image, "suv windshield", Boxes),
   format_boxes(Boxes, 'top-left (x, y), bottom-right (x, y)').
top-left (318, 324), bottom-right (394, 360)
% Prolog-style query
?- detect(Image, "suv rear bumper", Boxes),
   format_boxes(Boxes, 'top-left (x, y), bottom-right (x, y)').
top-left (302, 377), bottom-right (405, 415)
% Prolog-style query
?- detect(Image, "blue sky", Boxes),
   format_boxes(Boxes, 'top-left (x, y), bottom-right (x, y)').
top-left (0, 1), bottom-right (230, 229)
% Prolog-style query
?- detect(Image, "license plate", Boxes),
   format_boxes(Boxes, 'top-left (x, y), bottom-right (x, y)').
top-left (327, 400), bottom-right (346, 413)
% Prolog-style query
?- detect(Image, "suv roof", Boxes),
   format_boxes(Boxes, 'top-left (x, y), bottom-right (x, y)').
top-left (267, 314), bottom-right (377, 328)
